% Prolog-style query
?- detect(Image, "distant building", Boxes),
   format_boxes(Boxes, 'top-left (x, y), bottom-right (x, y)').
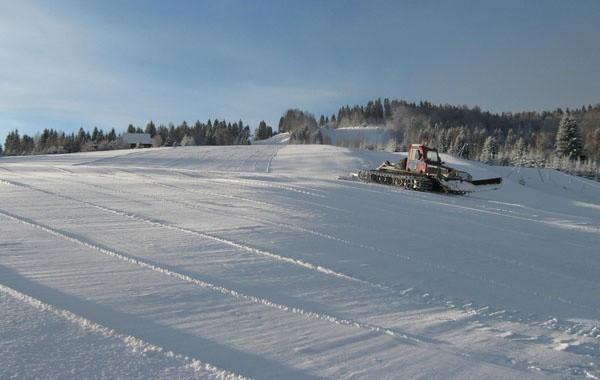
top-left (122, 133), bottom-right (153, 148)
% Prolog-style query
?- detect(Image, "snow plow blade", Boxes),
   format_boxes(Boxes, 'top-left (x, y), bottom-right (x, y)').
top-left (441, 177), bottom-right (503, 194)
top-left (472, 177), bottom-right (503, 186)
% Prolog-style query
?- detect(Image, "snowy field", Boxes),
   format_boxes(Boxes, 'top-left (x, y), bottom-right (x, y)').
top-left (1, 139), bottom-right (599, 379)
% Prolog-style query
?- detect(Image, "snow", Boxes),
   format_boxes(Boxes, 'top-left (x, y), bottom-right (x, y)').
top-left (1, 142), bottom-right (599, 379)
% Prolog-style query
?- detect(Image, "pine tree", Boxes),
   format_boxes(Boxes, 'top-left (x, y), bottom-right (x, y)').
top-left (4, 130), bottom-right (21, 156)
top-left (38, 128), bottom-right (51, 152)
top-left (554, 115), bottom-right (584, 160)
top-left (481, 135), bottom-right (498, 164)
top-left (515, 137), bottom-right (526, 157)
top-left (145, 121), bottom-right (157, 137)
top-left (21, 134), bottom-right (35, 155)
top-left (452, 128), bottom-right (468, 158)
top-left (384, 98), bottom-right (391, 119)
top-left (77, 127), bottom-right (87, 144)
top-left (107, 128), bottom-right (117, 142)
top-left (256, 121), bottom-right (269, 140)
top-left (92, 127), bottom-right (100, 142)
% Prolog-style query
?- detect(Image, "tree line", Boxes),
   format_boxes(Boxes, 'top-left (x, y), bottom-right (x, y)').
top-left (2, 127), bottom-right (120, 156)
top-left (1, 119), bottom-right (253, 156)
top-left (140, 119), bottom-right (251, 147)
top-left (2, 100), bottom-right (599, 179)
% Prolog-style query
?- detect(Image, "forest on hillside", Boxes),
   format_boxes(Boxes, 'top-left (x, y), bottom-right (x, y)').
top-left (277, 100), bottom-right (600, 178)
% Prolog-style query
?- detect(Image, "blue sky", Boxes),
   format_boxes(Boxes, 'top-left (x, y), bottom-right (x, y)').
top-left (1, 0), bottom-right (599, 144)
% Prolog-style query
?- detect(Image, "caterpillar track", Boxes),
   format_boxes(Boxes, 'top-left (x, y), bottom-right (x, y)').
top-left (357, 170), bottom-right (435, 192)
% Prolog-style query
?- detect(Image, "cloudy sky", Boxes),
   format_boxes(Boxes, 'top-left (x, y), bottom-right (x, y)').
top-left (1, 0), bottom-right (599, 143)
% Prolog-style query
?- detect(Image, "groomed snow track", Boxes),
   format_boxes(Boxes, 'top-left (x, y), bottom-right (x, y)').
top-left (1, 145), bottom-right (599, 379)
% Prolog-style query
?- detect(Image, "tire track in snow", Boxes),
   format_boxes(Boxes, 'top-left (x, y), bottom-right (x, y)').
top-left (31, 168), bottom-right (304, 219)
top-left (169, 171), bottom-right (350, 215)
top-left (0, 178), bottom-right (370, 288)
top-left (4, 177), bottom-right (599, 342)
top-left (265, 145), bottom-right (279, 173)
top-left (147, 168), bottom-right (343, 212)
top-left (129, 177), bottom-right (600, 318)
top-left (113, 169), bottom-right (280, 209)
top-left (0, 283), bottom-right (249, 380)
top-left (0, 208), bottom-right (423, 345)
top-left (7, 207), bottom-right (576, 376)
top-left (2, 175), bottom-right (558, 299)
top-left (331, 179), bottom-right (600, 282)
top-left (52, 166), bottom-right (75, 174)
top-left (107, 192), bottom-right (600, 332)
top-left (242, 147), bottom-right (273, 173)
top-left (101, 171), bottom-right (372, 250)
top-left (97, 171), bottom-right (368, 251)
top-left (5, 175), bottom-right (370, 281)
top-left (206, 177), bottom-right (326, 198)
top-left (201, 177), bottom-right (351, 214)
top-left (109, 172), bottom-right (571, 285)
top-left (91, 169), bottom-right (368, 264)
top-left (6, 171), bottom-right (312, 249)
top-left (338, 178), bottom-right (600, 234)
top-left (164, 160), bottom-right (327, 198)
top-left (5, 175), bottom-right (599, 324)
top-left (147, 166), bottom-right (326, 198)
top-left (3, 178), bottom-right (599, 374)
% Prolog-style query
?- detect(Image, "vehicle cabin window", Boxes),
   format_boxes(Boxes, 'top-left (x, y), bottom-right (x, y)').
top-left (410, 148), bottom-right (421, 160)
top-left (425, 150), bottom-right (440, 162)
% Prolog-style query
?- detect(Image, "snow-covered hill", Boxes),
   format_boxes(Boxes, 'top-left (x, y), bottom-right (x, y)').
top-left (1, 145), bottom-right (599, 379)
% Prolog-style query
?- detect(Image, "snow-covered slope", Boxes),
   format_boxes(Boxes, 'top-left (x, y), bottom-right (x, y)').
top-left (1, 145), bottom-right (599, 379)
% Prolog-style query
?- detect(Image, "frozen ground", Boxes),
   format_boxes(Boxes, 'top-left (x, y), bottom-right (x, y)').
top-left (1, 138), bottom-right (599, 379)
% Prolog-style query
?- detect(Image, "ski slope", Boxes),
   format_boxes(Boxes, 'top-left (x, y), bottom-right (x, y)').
top-left (1, 141), bottom-right (599, 379)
